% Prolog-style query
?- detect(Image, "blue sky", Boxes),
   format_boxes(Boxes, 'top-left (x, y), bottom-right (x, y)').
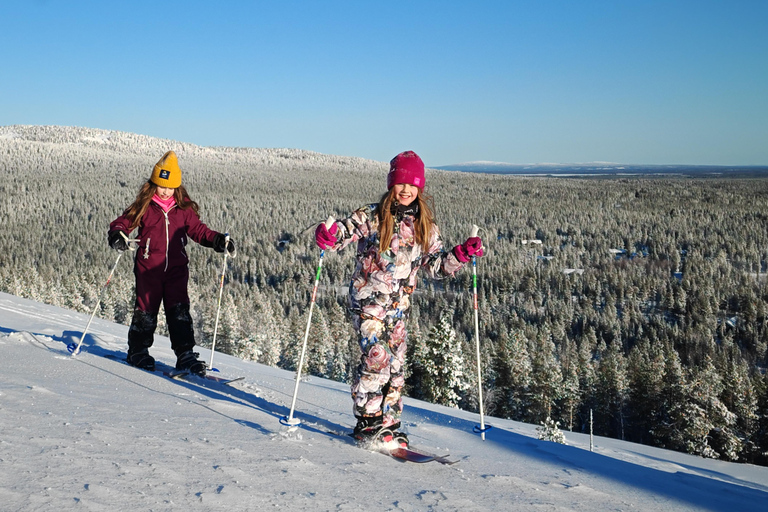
top-left (2, 1), bottom-right (766, 166)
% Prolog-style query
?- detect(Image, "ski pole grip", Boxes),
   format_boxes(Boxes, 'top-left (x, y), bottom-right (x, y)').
top-left (120, 231), bottom-right (139, 251)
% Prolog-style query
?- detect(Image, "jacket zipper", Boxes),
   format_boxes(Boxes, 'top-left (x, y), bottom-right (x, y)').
top-left (162, 208), bottom-right (173, 272)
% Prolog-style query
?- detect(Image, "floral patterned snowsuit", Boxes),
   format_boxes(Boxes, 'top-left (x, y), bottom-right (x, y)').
top-left (328, 204), bottom-right (465, 427)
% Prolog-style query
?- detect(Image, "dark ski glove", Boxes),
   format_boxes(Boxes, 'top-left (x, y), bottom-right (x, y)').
top-left (213, 233), bottom-right (236, 256)
top-left (108, 230), bottom-right (129, 252)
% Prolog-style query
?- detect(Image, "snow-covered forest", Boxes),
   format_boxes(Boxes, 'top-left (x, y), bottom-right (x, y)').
top-left (2, 125), bottom-right (767, 465)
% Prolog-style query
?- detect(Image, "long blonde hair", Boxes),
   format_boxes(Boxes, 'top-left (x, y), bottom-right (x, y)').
top-left (122, 181), bottom-right (200, 231)
top-left (374, 187), bottom-right (435, 254)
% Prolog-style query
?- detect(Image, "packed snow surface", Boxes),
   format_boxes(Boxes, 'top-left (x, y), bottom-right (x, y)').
top-left (1, 291), bottom-right (766, 511)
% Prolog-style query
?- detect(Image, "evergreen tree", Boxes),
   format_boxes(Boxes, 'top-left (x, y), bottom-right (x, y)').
top-left (720, 349), bottom-right (759, 462)
top-left (577, 327), bottom-right (599, 433)
top-left (559, 338), bottom-right (581, 432)
top-left (326, 300), bottom-right (355, 382)
top-left (280, 309), bottom-right (305, 372)
top-left (595, 338), bottom-right (629, 439)
top-left (692, 357), bottom-right (740, 461)
top-left (537, 416), bottom-right (567, 444)
top-left (490, 328), bottom-right (531, 421)
top-left (405, 321), bottom-right (428, 399)
top-left (528, 330), bottom-right (562, 424)
top-left (419, 313), bottom-right (470, 408)
top-left (651, 344), bottom-right (691, 451)
top-left (217, 294), bottom-right (242, 356)
top-left (626, 339), bottom-right (666, 445)
top-left (306, 306), bottom-right (333, 378)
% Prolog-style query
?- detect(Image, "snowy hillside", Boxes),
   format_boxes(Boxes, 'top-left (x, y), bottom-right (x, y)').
top-left (0, 124), bottom-right (386, 174)
top-left (1, 291), bottom-right (767, 511)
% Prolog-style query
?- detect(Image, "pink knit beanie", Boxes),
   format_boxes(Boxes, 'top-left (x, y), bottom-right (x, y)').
top-left (387, 151), bottom-right (425, 190)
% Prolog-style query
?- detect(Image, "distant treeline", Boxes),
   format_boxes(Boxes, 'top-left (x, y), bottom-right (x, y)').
top-left (436, 162), bottom-right (768, 178)
top-left (2, 125), bottom-right (768, 465)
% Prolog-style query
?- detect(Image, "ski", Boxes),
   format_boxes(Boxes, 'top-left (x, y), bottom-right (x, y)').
top-left (326, 430), bottom-right (459, 465)
top-left (372, 442), bottom-right (458, 465)
top-left (384, 446), bottom-right (441, 463)
top-left (172, 371), bottom-right (245, 385)
top-left (104, 354), bottom-right (243, 385)
top-left (163, 369), bottom-right (191, 379)
top-left (394, 445), bottom-right (459, 465)
top-left (204, 374), bottom-right (245, 385)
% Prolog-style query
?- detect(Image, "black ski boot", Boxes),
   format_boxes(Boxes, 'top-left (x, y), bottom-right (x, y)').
top-left (176, 350), bottom-right (206, 376)
top-left (167, 303), bottom-right (204, 375)
top-left (353, 415), bottom-right (384, 445)
top-left (127, 309), bottom-right (157, 371)
top-left (127, 347), bottom-right (156, 371)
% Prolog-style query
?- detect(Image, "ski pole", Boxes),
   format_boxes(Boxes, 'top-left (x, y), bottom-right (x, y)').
top-left (69, 233), bottom-right (138, 356)
top-left (469, 224), bottom-right (492, 439)
top-left (281, 217), bottom-right (334, 428)
top-left (209, 233), bottom-right (231, 371)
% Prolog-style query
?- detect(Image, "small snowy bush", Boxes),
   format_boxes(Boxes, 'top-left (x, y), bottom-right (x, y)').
top-left (537, 416), bottom-right (567, 444)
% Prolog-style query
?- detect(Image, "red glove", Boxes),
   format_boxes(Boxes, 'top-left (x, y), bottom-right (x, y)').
top-left (315, 222), bottom-right (338, 250)
top-left (453, 237), bottom-right (484, 263)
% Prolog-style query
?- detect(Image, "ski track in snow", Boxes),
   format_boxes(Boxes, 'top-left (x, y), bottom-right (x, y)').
top-left (1, 291), bottom-right (768, 511)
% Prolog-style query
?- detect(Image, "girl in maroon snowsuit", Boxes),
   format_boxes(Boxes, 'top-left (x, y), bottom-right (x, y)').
top-left (108, 150), bottom-right (235, 375)
top-left (314, 151), bottom-right (484, 446)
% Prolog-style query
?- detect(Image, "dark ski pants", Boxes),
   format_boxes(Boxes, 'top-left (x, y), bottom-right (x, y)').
top-left (128, 265), bottom-right (196, 356)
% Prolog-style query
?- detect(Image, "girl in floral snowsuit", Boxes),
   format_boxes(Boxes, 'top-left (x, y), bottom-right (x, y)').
top-left (315, 151), bottom-right (484, 445)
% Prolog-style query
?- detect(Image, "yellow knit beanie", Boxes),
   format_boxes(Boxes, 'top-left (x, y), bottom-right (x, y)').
top-left (150, 150), bottom-right (182, 188)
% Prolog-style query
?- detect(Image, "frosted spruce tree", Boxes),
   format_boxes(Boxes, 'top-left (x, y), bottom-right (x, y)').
top-left (419, 313), bottom-right (469, 408)
top-left (537, 416), bottom-right (567, 444)
top-left (528, 331), bottom-right (563, 424)
top-left (491, 327), bottom-right (531, 421)
top-left (235, 290), bottom-right (284, 366)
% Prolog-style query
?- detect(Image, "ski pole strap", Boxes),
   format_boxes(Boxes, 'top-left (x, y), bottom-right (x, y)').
top-left (473, 424), bottom-right (493, 434)
top-left (120, 231), bottom-right (140, 251)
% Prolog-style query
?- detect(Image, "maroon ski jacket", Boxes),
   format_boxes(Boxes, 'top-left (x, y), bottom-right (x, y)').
top-left (109, 202), bottom-right (218, 273)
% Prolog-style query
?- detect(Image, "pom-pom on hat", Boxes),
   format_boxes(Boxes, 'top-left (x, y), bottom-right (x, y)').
top-left (150, 150), bottom-right (182, 188)
top-left (387, 151), bottom-right (425, 190)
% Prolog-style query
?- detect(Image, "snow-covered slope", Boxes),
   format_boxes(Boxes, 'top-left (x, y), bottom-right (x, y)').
top-left (1, 291), bottom-right (766, 511)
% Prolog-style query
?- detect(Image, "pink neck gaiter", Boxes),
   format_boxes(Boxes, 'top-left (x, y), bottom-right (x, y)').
top-left (152, 194), bottom-right (177, 213)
